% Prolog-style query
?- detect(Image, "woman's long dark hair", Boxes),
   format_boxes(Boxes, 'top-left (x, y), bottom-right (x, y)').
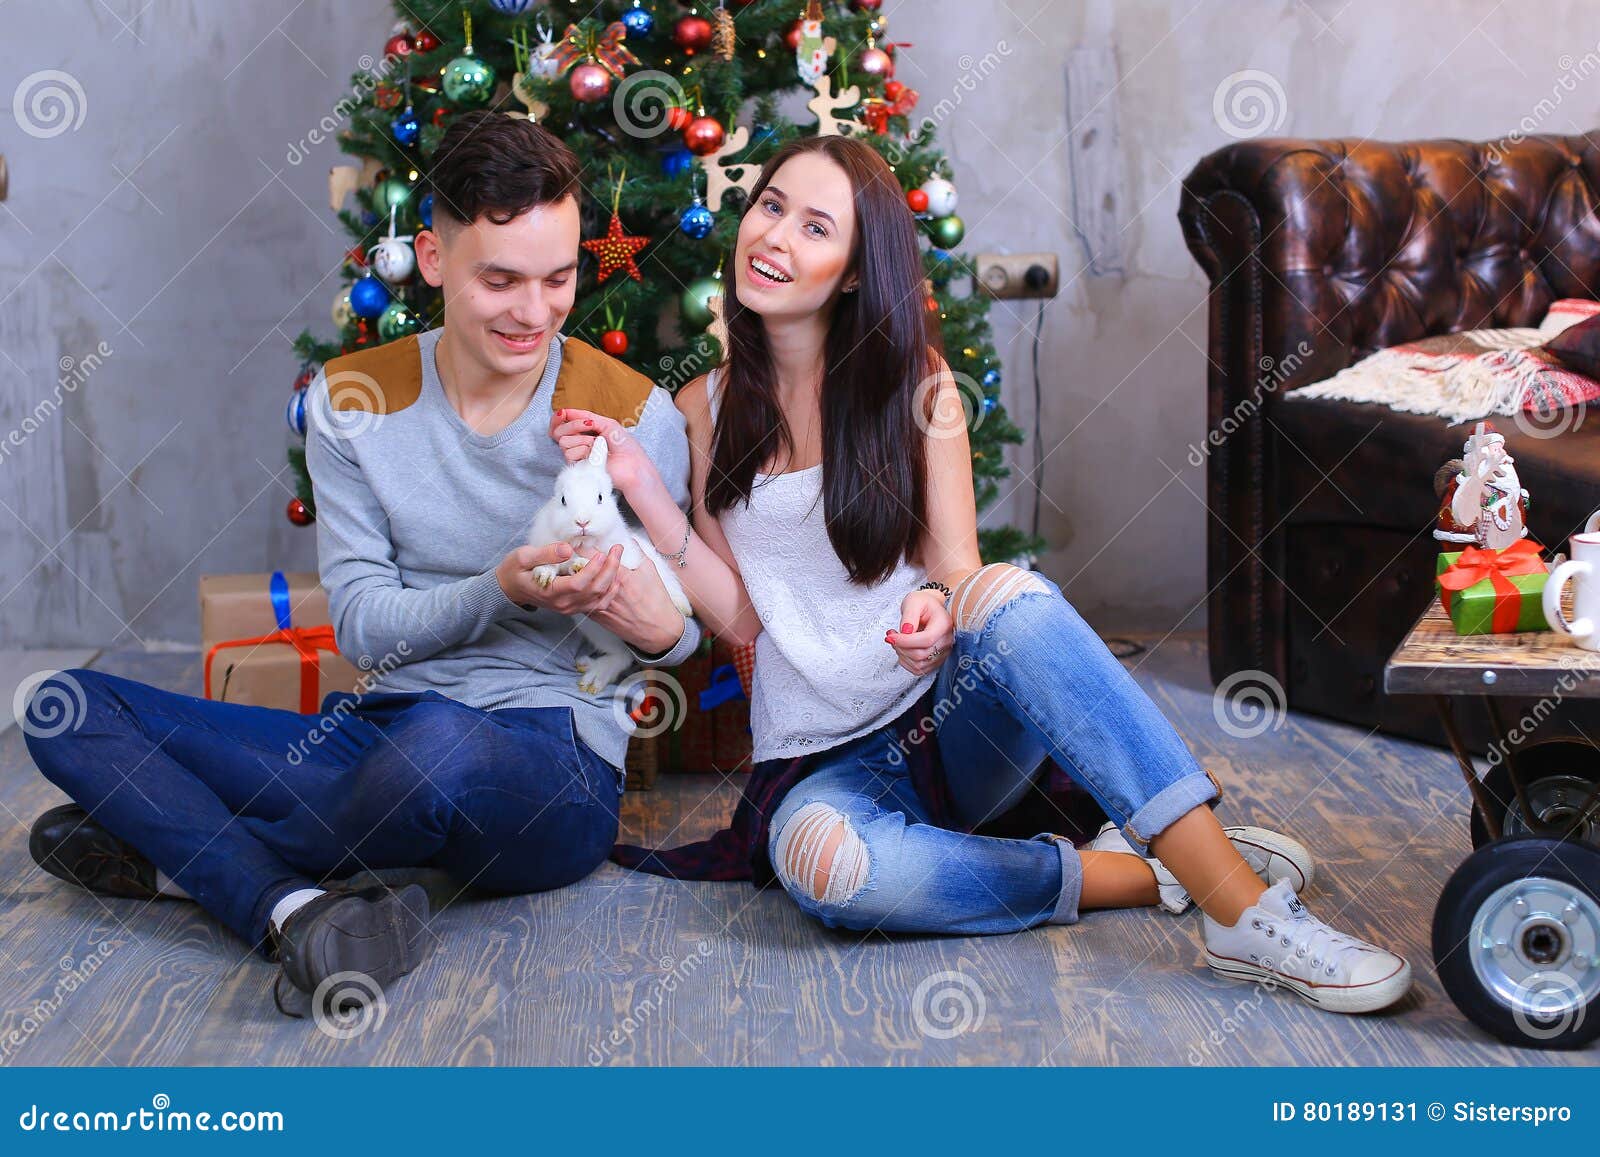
top-left (704, 135), bottom-right (941, 586)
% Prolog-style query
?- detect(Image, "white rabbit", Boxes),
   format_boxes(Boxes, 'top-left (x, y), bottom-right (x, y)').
top-left (526, 434), bottom-right (693, 694)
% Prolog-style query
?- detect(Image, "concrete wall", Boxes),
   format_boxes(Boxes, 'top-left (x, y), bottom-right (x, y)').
top-left (2, 0), bottom-right (1595, 645)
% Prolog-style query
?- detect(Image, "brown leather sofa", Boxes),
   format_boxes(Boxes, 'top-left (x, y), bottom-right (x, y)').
top-left (1179, 132), bottom-right (1600, 743)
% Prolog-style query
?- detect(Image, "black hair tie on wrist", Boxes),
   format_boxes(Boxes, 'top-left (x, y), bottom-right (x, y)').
top-left (918, 580), bottom-right (952, 601)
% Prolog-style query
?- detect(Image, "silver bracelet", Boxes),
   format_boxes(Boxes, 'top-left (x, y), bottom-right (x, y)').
top-left (665, 519), bottom-right (690, 568)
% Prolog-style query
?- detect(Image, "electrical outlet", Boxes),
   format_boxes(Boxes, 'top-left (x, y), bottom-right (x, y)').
top-left (972, 252), bottom-right (1060, 300)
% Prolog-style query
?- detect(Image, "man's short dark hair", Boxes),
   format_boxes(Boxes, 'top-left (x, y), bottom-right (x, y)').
top-left (425, 110), bottom-right (582, 231)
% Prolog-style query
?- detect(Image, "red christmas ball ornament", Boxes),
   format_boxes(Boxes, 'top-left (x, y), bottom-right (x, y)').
top-left (570, 61), bottom-right (612, 103)
top-left (432, 107), bottom-right (449, 127)
top-left (674, 15), bottom-right (713, 52)
top-left (383, 33), bottom-right (413, 58)
top-left (684, 114), bottom-right (726, 156)
top-left (286, 497), bottom-right (313, 526)
top-left (906, 188), bottom-right (929, 213)
top-left (345, 245), bottom-right (368, 268)
top-left (852, 0), bottom-right (883, 9)
top-left (413, 28), bottom-right (440, 52)
top-left (374, 86), bottom-right (401, 110)
top-left (666, 106), bottom-right (694, 132)
top-left (601, 329), bottom-right (630, 356)
top-left (885, 80), bottom-right (905, 100)
top-left (926, 294), bottom-right (939, 312)
top-left (783, 20), bottom-right (803, 50)
top-left (858, 47), bottom-right (894, 80)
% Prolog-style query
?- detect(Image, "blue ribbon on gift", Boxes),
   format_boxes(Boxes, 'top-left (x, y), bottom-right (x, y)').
top-left (697, 663), bottom-right (747, 711)
top-left (269, 570), bottom-right (294, 632)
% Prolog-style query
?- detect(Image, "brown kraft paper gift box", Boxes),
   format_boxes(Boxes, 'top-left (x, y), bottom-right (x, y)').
top-left (199, 572), bottom-right (363, 713)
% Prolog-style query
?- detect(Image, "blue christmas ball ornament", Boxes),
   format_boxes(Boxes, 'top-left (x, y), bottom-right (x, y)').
top-left (982, 395), bottom-right (998, 415)
top-left (982, 368), bottom-right (1001, 389)
top-left (660, 146), bottom-right (694, 179)
top-left (286, 389), bottom-right (307, 436)
top-left (349, 274), bottom-right (391, 318)
top-left (679, 201), bottom-right (715, 240)
top-left (489, 0), bottom-right (536, 12)
top-left (621, 4), bottom-right (654, 37)
top-left (391, 107), bottom-right (420, 147)
top-left (361, 210), bottom-right (379, 228)
top-left (928, 247), bottom-right (954, 287)
top-left (418, 192), bottom-right (434, 229)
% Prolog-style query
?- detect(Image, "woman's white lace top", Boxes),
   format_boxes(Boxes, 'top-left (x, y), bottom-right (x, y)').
top-left (706, 369), bottom-right (935, 761)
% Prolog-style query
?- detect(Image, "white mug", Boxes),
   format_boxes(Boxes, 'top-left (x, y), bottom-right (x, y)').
top-left (1545, 531), bottom-right (1600, 649)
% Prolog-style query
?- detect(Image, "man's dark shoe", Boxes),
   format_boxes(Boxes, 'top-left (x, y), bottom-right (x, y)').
top-left (29, 805), bottom-right (164, 900)
top-left (273, 884), bottom-right (431, 1006)
top-left (322, 866), bottom-right (461, 913)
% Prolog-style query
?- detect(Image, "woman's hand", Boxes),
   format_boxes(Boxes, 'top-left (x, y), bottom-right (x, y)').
top-left (886, 588), bottom-right (955, 676)
top-left (549, 408), bottom-right (667, 502)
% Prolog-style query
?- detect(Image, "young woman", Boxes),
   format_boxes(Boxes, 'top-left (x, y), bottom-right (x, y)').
top-left (553, 136), bottom-right (1411, 1015)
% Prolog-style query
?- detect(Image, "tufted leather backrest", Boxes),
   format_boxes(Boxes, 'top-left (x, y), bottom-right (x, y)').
top-left (1181, 132), bottom-right (1600, 378)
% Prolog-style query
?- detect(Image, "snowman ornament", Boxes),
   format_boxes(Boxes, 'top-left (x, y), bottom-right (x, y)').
top-left (368, 206), bottom-right (416, 285)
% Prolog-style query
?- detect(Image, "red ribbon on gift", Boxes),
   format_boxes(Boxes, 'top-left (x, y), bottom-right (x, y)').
top-left (1437, 539), bottom-right (1545, 633)
top-left (204, 625), bottom-right (339, 714)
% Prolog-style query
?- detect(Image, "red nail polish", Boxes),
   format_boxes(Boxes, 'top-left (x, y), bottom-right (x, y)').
top-left (901, 623), bottom-right (913, 633)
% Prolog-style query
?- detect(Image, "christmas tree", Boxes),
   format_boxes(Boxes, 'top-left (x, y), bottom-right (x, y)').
top-left (287, 0), bottom-right (1040, 564)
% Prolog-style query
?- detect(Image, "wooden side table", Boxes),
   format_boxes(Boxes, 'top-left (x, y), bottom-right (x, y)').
top-left (1385, 601), bottom-right (1600, 1048)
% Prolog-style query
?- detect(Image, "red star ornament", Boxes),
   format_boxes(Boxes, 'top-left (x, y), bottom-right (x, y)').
top-left (582, 212), bottom-right (649, 283)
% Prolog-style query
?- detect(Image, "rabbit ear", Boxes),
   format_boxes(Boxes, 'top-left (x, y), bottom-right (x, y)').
top-left (587, 434), bottom-right (609, 469)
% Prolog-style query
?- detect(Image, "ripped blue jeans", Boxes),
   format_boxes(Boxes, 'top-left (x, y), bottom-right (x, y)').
top-left (767, 564), bottom-right (1221, 934)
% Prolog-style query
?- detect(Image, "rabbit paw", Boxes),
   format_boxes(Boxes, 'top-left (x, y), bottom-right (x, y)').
top-left (532, 563), bottom-right (558, 588)
top-left (569, 554), bottom-right (588, 574)
top-left (577, 654), bottom-right (632, 694)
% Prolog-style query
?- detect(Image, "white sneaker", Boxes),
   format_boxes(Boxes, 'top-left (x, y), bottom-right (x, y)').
top-left (1203, 879), bottom-right (1412, 1014)
top-left (1088, 821), bottom-right (1314, 915)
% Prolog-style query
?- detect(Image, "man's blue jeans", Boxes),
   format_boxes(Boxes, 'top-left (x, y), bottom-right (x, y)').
top-left (23, 671), bottom-right (621, 952)
top-left (768, 567), bottom-right (1222, 934)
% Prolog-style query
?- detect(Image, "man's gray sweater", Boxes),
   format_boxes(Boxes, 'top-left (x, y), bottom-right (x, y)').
top-left (304, 327), bottom-right (701, 772)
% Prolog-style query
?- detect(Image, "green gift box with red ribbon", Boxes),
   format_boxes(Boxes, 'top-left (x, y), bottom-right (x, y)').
top-left (1434, 540), bottom-right (1551, 635)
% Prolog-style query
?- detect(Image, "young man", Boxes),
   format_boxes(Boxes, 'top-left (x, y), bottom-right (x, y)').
top-left (23, 112), bottom-right (701, 1010)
